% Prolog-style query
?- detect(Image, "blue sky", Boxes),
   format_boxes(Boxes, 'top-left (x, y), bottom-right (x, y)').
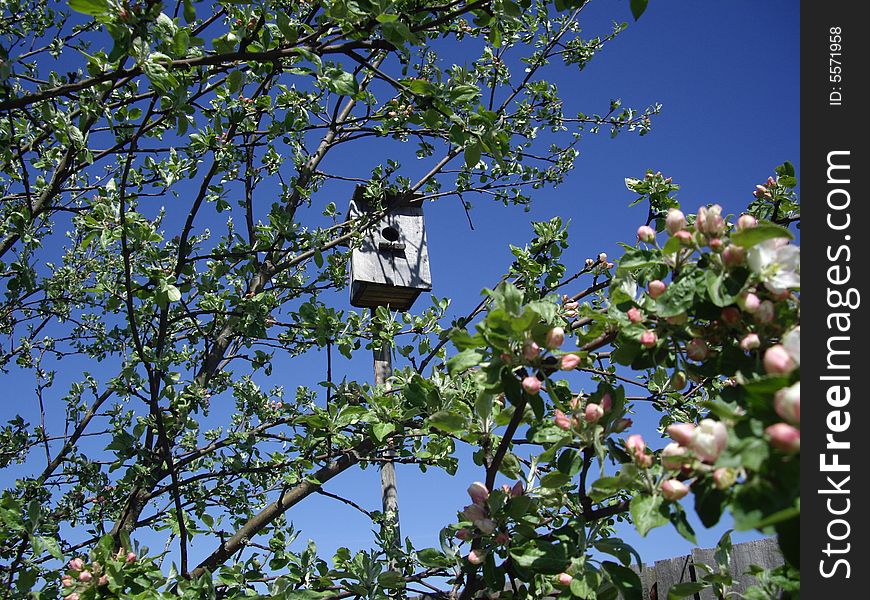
top-left (2, 0), bottom-right (800, 577)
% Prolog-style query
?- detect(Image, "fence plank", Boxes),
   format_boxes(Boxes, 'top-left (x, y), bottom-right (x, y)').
top-left (652, 554), bottom-right (695, 600)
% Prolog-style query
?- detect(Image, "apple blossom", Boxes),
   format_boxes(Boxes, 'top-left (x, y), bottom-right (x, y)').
top-left (640, 330), bottom-right (657, 348)
top-left (79, 571), bottom-right (93, 582)
top-left (763, 344), bottom-right (796, 375)
top-left (522, 338), bottom-right (540, 361)
top-left (648, 280), bottom-right (667, 298)
top-left (661, 479), bottom-right (690, 501)
top-left (475, 518), bottom-right (496, 535)
top-left (722, 244), bottom-right (746, 267)
top-left (738, 291), bottom-right (761, 313)
top-left (697, 204), bottom-right (726, 236)
top-left (585, 258), bottom-right (595, 267)
top-left (754, 300), bottom-right (775, 324)
top-left (554, 409), bottom-right (572, 430)
top-left (600, 393), bottom-right (613, 412)
top-left (661, 442), bottom-right (687, 470)
top-left (467, 550), bottom-right (485, 565)
top-left (98, 575), bottom-right (109, 586)
top-left (665, 208), bottom-right (686, 234)
top-left (522, 376), bottom-right (541, 395)
top-left (637, 225), bottom-right (656, 242)
top-left (467, 482), bottom-right (489, 506)
top-left (584, 403), bottom-right (604, 423)
top-left (61, 576), bottom-right (73, 587)
top-left (598, 252), bottom-right (607, 263)
top-left (774, 382), bottom-right (800, 425)
top-left (510, 481), bottom-right (524, 497)
top-left (686, 338), bottom-right (709, 361)
top-left (69, 558), bottom-right (84, 571)
top-left (739, 333), bottom-right (760, 351)
top-left (737, 214), bottom-right (757, 229)
top-left (558, 573), bottom-right (574, 586)
top-left (675, 229), bottom-right (693, 245)
top-left (713, 467), bottom-right (737, 490)
top-left (691, 419), bottom-right (728, 463)
top-left (782, 326), bottom-right (800, 366)
top-left (766, 423), bottom-right (800, 453)
top-left (748, 238), bottom-right (800, 293)
top-left (709, 237), bottom-right (723, 251)
top-left (68, 595), bottom-right (80, 600)
top-left (462, 504), bottom-right (486, 522)
top-left (546, 327), bottom-right (565, 349)
top-left (627, 306), bottom-right (644, 323)
top-left (667, 423), bottom-right (696, 446)
top-left (560, 353), bottom-right (582, 371)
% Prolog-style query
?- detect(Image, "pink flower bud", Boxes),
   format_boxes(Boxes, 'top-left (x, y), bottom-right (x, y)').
top-left (462, 504), bottom-right (486, 522)
top-left (613, 418), bottom-right (633, 433)
top-left (554, 409), bottom-right (572, 431)
top-left (456, 528), bottom-right (470, 540)
top-left (738, 291), bottom-right (761, 313)
top-left (713, 467), bottom-right (737, 490)
top-left (675, 230), bottom-right (693, 245)
top-left (522, 338), bottom-right (540, 361)
top-left (665, 209), bottom-right (686, 235)
top-left (474, 518), bottom-right (496, 535)
top-left (736, 214), bottom-right (757, 230)
top-left (557, 572), bottom-right (574, 586)
top-left (61, 576), bottom-right (73, 587)
top-left (720, 307), bottom-right (741, 327)
top-left (467, 482), bottom-right (489, 506)
top-left (661, 442), bottom-right (687, 470)
top-left (522, 376), bottom-right (541, 395)
top-left (686, 338), bottom-right (709, 361)
top-left (546, 327), bottom-right (565, 349)
top-left (739, 333), bottom-right (760, 351)
top-left (697, 204), bottom-right (726, 236)
top-left (637, 225), bottom-right (656, 242)
top-left (467, 549), bottom-right (485, 565)
top-left (584, 403), bottom-right (604, 423)
top-left (606, 262), bottom-right (614, 269)
top-left (68, 595), bottom-right (80, 600)
top-left (661, 479), bottom-right (690, 501)
top-left (667, 423), bottom-right (696, 446)
top-left (510, 481), bottom-right (525, 497)
top-left (598, 252), bottom-right (608, 263)
top-left (708, 237), bottom-right (723, 252)
top-left (495, 532), bottom-right (511, 545)
top-left (722, 244), bottom-right (746, 267)
top-left (600, 393), bottom-right (612, 412)
top-left (627, 307), bottom-right (644, 323)
top-left (126, 552), bottom-right (137, 563)
top-left (564, 300), bottom-right (579, 311)
top-left (690, 419), bottom-right (728, 463)
top-left (560, 353), bottom-right (582, 371)
top-left (767, 176), bottom-right (776, 187)
top-left (640, 330), bottom-right (657, 348)
top-left (626, 434), bottom-right (646, 455)
top-left (98, 575), bottom-right (109, 586)
top-left (69, 558), bottom-right (84, 571)
top-left (754, 184), bottom-right (769, 198)
top-left (78, 571), bottom-right (92, 582)
top-left (585, 258), bottom-right (595, 267)
top-left (766, 423), bottom-right (800, 453)
top-left (754, 300), bottom-right (775, 324)
top-left (648, 280), bottom-right (667, 298)
top-left (763, 344), bottom-right (796, 375)
top-left (637, 453), bottom-right (654, 468)
top-left (774, 382), bottom-right (800, 425)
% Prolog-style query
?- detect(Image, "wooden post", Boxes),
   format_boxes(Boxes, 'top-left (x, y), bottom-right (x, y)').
top-left (373, 320), bottom-right (401, 557)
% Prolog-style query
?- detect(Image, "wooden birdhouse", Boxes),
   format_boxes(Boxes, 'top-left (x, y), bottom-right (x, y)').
top-left (348, 186), bottom-right (432, 311)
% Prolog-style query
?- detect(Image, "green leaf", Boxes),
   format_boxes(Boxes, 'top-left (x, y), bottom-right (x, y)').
top-left (227, 70), bottom-right (243, 94)
top-left (730, 222), bottom-right (794, 248)
top-left (603, 561), bottom-right (644, 600)
top-left (327, 70), bottom-right (359, 97)
top-left (630, 0), bottom-right (649, 20)
top-left (416, 548), bottom-right (453, 568)
top-left (165, 284), bottom-right (181, 302)
top-left (667, 582), bottom-right (708, 600)
top-left (68, 0), bottom-right (109, 16)
top-left (428, 410), bottom-right (467, 433)
top-left (540, 471), bottom-right (572, 489)
top-left (183, 0), bottom-right (196, 23)
top-left (464, 142), bottom-right (482, 168)
top-left (376, 13), bottom-right (399, 23)
top-left (377, 570), bottom-right (406, 588)
top-left (447, 349), bottom-right (483, 375)
top-left (276, 12), bottom-right (298, 42)
top-left (372, 422), bottom-right (395, 442)
top-left (509, 540), bottom-right (569, 574)
top-left (630, 495), bottom-right (669, 536)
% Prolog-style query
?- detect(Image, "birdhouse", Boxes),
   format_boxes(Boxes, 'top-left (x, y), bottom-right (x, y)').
top-left (348, 186), bottom-right (432, 311)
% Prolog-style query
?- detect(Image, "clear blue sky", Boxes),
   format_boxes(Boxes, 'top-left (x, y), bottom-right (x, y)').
top-left (3, 0), bottom-right (799, 575)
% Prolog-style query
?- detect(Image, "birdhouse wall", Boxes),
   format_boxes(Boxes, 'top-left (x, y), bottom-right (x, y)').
top-left (348, 190), bottom-right (432, 311)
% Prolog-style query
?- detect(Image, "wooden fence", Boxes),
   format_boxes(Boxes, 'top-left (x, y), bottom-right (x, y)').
top-left (633, 537), bottom-right (783, 600)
